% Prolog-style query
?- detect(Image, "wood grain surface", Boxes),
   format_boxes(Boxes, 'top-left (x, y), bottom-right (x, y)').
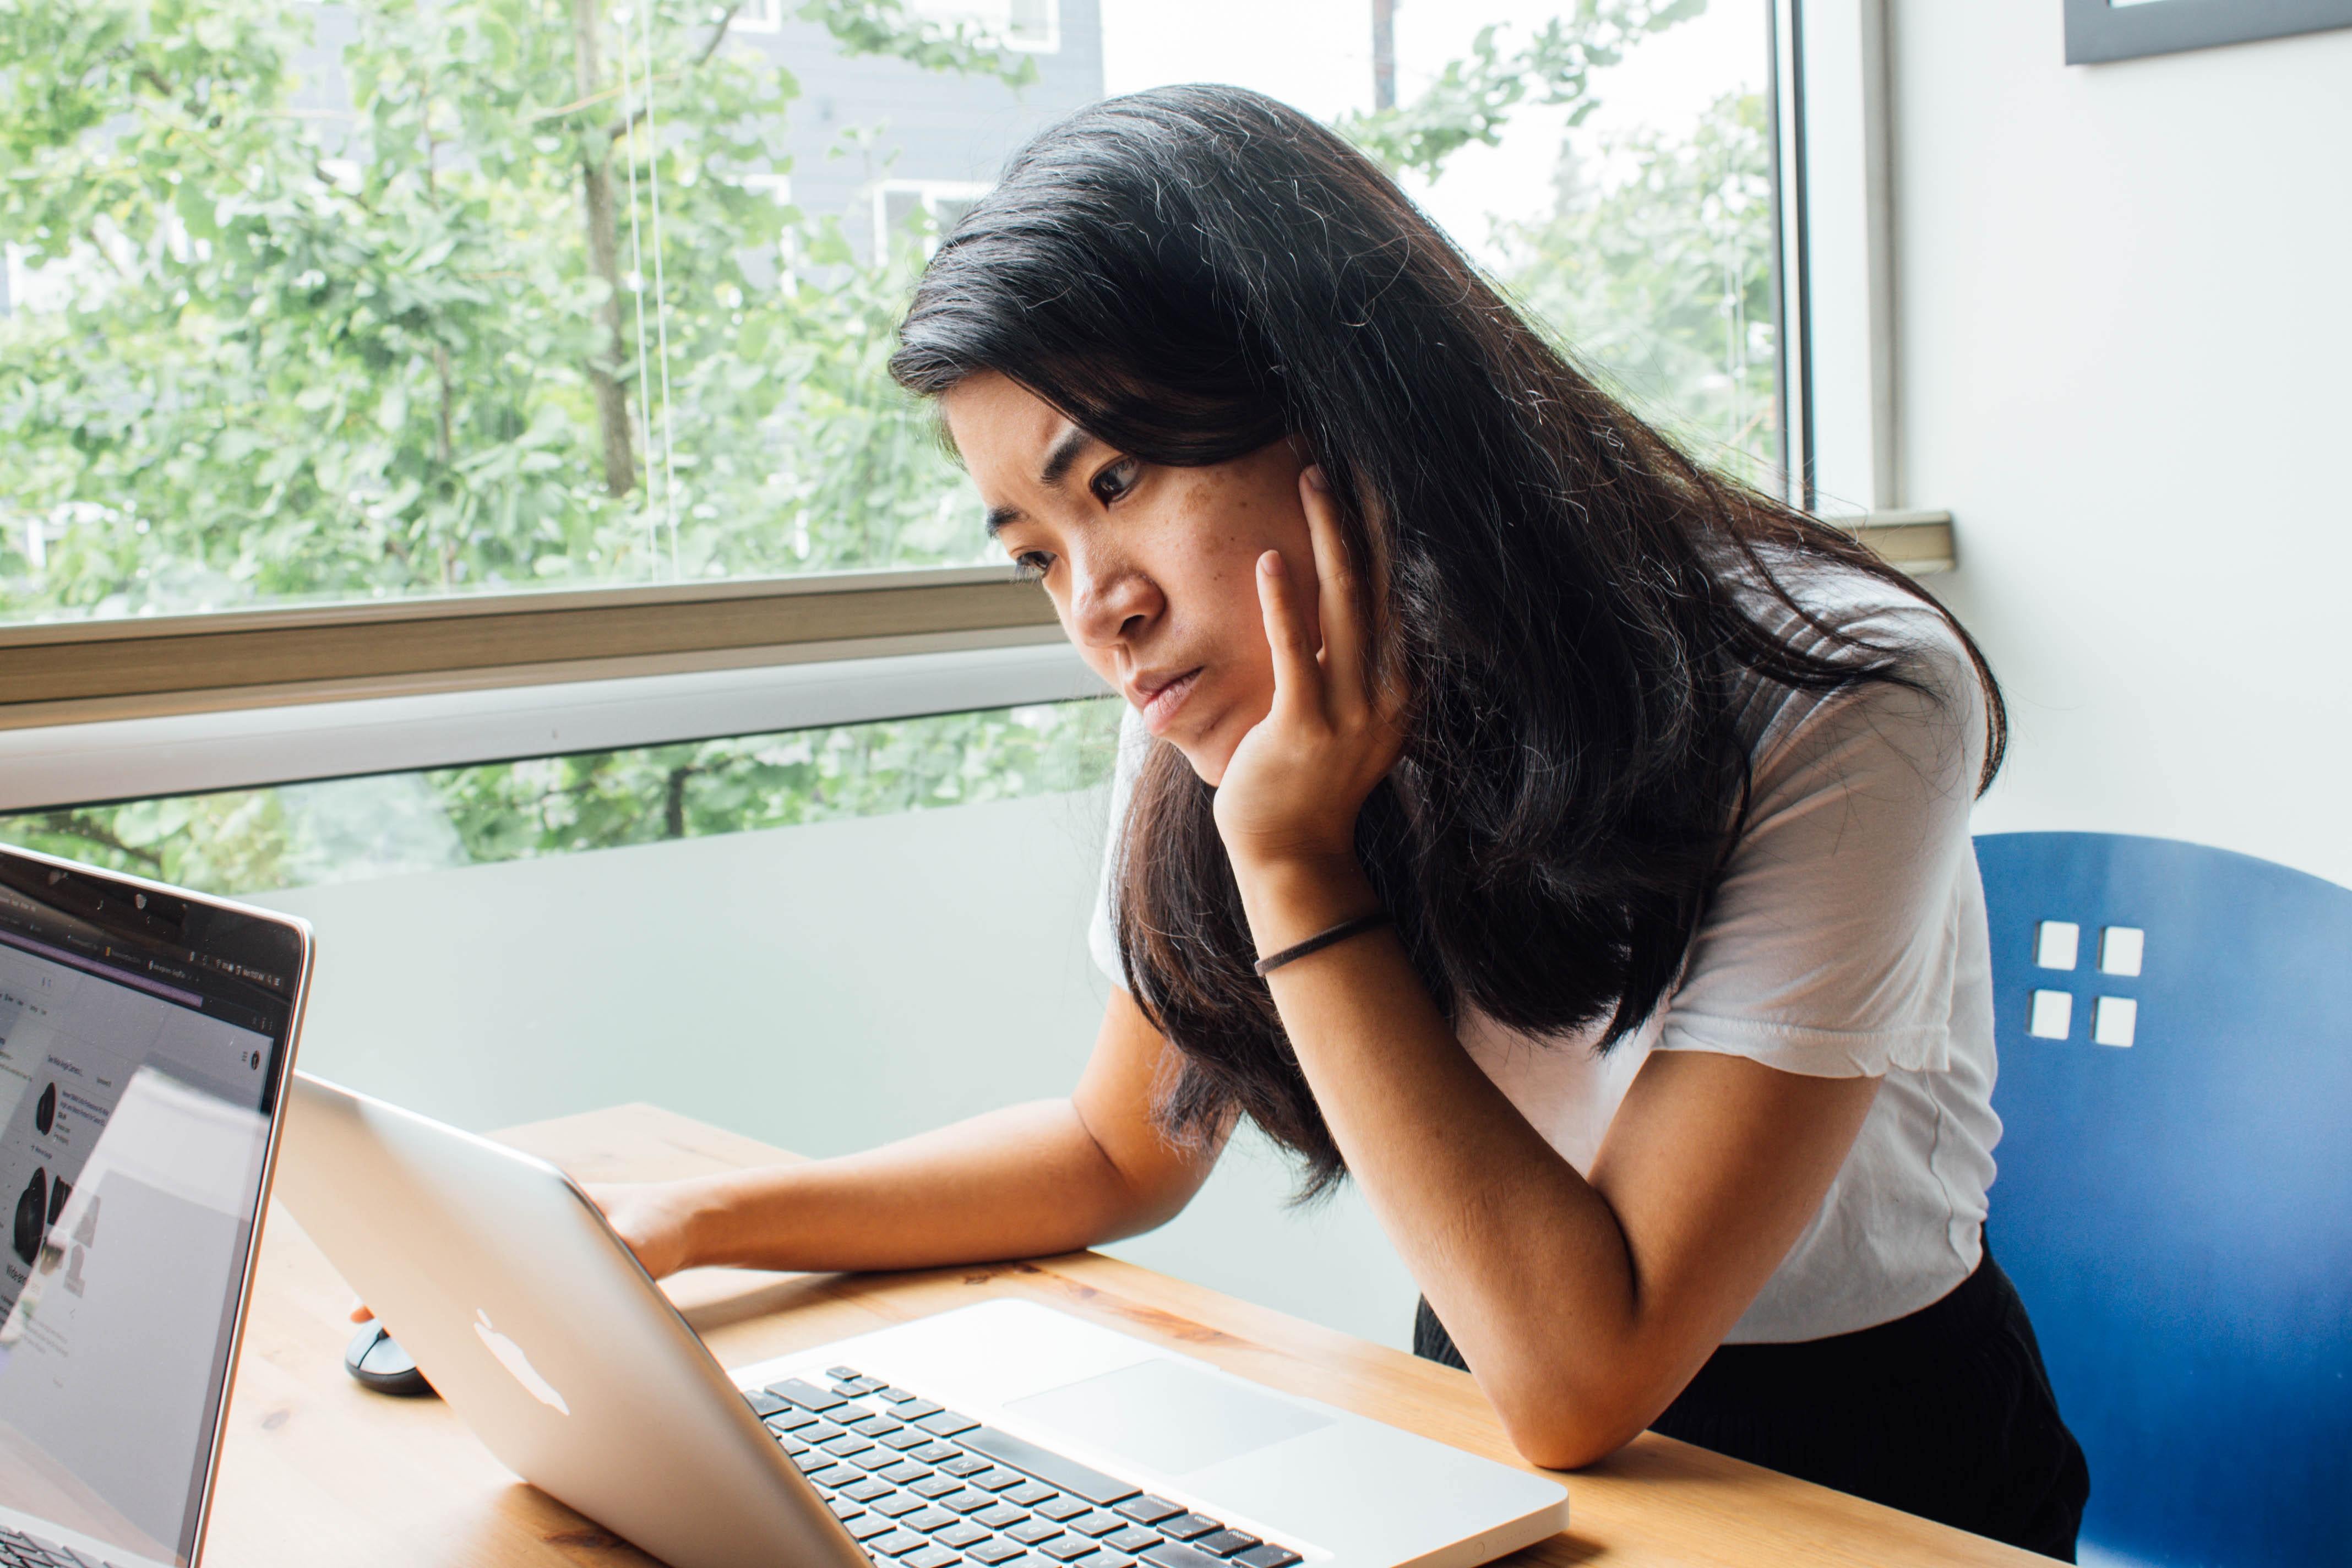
top-left (203, 1103), bottom-right (2048, 1568)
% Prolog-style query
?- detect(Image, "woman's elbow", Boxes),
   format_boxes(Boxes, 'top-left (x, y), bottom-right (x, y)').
top-left (1491, 1382), bottom-right (1663, 1472)
top-left (1502, 1421), bottom-right (1634, 1473)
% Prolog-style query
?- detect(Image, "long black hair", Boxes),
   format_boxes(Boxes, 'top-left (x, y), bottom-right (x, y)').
top-left (890, 85), bottom-right (2003, 1195)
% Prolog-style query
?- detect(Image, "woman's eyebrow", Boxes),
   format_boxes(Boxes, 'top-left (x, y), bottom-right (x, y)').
top-left (986, 427), bottom-right (1098, 536)
top-left (1038, 424), bottom-right (1096, 489)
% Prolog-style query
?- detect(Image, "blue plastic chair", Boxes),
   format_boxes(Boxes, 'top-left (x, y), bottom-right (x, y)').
top-left (1975, 832), bottom-right (2352, 1568)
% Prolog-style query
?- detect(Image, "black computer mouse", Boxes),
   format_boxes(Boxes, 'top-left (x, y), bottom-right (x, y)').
top-left (344, 1320), bottom-right (437, 1398)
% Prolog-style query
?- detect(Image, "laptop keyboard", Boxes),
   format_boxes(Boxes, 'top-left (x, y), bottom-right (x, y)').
top-left (750, 1366), bottom-right (1306, 1568)
top-left (0, 1525), bottom-right (115, 1567)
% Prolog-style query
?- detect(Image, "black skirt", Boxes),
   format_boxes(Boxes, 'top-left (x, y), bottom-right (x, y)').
top-left (1412, 1245), bottom-right (2090, 1560)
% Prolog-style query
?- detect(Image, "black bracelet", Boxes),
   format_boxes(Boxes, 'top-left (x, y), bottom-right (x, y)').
top-left (1253, 911), bottom-right (1392, 977)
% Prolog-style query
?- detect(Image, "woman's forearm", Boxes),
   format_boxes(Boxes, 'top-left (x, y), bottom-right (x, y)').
top-left (596, 991), bottom-right (1217, 1281)
top-left (1235, 856), bottom-right (1875, 1468)
top-left (663, 1096), bottom-right (1190, 1275)
top-left (1235, 861), bottom-right (1651, 1448)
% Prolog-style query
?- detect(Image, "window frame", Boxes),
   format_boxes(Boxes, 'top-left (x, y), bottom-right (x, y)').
top-left (871, 178), bottom-right (995, 259)
top-left (733, 0), bottom-right (786, 35)
top-left (0, 638), bottom-right (1098, 813)
top-left (1004, 0), bottom-right (1063, 55)
top-left (1769, 0), bottom-right (1899, 519)
top-left (1766, 2), bottom-right (1953, 562)
top-left (908, 0), bottom-right (1061, 55)
top-left (0, 567), bottom-right (1058, 729)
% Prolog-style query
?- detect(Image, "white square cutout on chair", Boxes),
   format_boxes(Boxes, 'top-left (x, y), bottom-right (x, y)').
top-left (2028, 989), bottom-right (2074, 1040)
top-left (2035, 921), bottom-right (2081, 971)
top-left (2099, 925), bottom-right (2144, 977)
top-left (2092, 995), bottom-right (2138, 1047)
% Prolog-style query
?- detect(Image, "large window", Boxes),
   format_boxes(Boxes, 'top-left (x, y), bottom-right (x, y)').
top-left (3, 0), bottom-right (1777, 633)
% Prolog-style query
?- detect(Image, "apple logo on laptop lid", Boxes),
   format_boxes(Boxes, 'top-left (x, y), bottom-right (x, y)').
top-left (475, 1309), bottom-right (571, 1415)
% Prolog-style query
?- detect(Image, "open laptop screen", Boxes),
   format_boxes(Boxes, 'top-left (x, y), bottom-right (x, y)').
top-left (0, 850), bottom-right (305, 1568)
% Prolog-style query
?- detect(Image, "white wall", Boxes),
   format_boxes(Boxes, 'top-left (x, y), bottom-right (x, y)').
top-left (257, 791), bottom-right (1420, 1349)
top-left (1890, 3), bottom-right (2352, 888)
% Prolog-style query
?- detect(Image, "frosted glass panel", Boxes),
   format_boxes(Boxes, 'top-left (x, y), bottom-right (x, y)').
top-left (254, 790), bottom-right (1416, 1348)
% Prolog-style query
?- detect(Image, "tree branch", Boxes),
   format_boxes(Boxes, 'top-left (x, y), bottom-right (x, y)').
top-left (312, 159), bottom-right (382, 217)
top-left (696, 2), bottom-right (745, 68)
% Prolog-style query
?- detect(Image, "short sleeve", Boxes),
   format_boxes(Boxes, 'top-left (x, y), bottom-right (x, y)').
top-left (1086, 706), bottom-right (1152, 992)
top-left (1656, 612), bottom-right (1987, 1078)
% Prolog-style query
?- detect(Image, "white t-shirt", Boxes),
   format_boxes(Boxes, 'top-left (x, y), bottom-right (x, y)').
top-left (1087, 564), bottom-right (2001, 1344)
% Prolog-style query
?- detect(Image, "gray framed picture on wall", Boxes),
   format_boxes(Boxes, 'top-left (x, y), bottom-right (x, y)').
top-left (2066, 0), bottom-right (2352, 62)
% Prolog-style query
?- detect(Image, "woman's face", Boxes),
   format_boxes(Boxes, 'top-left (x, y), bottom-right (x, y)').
top-left (943, 372), bottom-right (1317, 786)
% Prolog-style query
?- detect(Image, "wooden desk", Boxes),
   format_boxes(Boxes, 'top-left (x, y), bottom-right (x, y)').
top-left (206, 1105), bottom-right (2045, 1568)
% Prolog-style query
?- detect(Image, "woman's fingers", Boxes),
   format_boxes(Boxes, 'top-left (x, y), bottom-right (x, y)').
top-left (1256, 549), bottom-right (1322, 716)
top-left (1215, 469), bottom-right (1398, 866)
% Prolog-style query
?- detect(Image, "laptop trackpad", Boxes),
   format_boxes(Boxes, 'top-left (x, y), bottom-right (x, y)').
top-left (1006, 1358), bottom-right (1333, 1477)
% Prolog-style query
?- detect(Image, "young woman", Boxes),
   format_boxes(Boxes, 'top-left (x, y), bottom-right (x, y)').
top-left (595, 86), bottom-right (2088, 1556)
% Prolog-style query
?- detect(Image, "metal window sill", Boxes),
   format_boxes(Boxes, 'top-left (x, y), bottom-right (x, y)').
top-left (0, 519), bottom-right (1957, 810)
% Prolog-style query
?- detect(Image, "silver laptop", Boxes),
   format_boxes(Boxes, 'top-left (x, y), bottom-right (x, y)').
top-left (276, 1074), bottom-right (1569, 1568)
top-left (0, 845), bottom-right (313, 1568)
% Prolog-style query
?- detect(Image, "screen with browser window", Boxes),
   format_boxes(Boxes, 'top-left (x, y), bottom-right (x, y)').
top-left (0, 852), bottom-right (300, 1568)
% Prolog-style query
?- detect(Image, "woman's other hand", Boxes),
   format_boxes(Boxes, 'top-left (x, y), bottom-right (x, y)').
top-left (585, 1180), bottom-right (703, 1280)
top-left (345, 1177), bottom-right (701, 1323)
top-left (1212, 465), bottom-right (1406, 882)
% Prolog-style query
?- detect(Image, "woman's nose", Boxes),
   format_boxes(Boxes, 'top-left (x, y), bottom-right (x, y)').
top-left (1066, 560), bottom-right (1161, 649)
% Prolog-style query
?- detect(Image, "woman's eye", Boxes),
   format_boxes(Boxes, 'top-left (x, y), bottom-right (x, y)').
top-left (1011, 551), bottom-right (1055, 582)
top-left (1090, 459), bottom-right (1139, 507)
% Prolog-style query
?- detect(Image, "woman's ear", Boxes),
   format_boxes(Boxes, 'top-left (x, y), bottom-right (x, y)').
top-left (1341, 470), bottom-right (1404, 707)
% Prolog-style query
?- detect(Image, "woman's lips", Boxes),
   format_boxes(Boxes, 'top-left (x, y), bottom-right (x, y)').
top-left (1136, 668), bottom-right (1204, 735)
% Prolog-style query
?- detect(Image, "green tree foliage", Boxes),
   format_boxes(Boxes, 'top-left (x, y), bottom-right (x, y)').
top-left (0, 0), bottom-right (1025, 619)
top-left (1335, 2), bottom-right (1776, 483)
top-left (1338, 0), bottom-right (1706, 181)
top-left (1500, 90), bottom-right (1778, 484)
